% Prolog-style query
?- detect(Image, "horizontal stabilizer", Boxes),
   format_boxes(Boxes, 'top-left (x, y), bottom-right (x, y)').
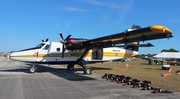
top-left (139, 43), bottom-right (154, 47)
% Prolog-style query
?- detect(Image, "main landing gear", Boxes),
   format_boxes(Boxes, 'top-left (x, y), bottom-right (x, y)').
top-left (67, 62), bottom-right (92, 75)
top-left (67, 47), bottom-right (93, 75)
top-left (67, 63), bottom-right (75, 71)
top-left (83, 67), bottom-right (92, 75)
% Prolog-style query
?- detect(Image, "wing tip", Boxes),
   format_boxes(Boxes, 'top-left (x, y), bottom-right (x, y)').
top-left (150, 25), bottom-right (173, 34)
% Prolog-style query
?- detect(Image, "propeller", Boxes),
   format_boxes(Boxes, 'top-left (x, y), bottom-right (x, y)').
top-left (42, 38), bottom-right (49, 42)
top-left (59, 33), bottom-right (71, 58)
top-left (45, 38), bottom-right (49, 42)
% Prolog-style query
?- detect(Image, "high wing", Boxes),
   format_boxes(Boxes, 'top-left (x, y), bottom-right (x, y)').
top-left (85, 25), bottom-right (172, 46)
top-left (64, 25), bottom-right (173, 50)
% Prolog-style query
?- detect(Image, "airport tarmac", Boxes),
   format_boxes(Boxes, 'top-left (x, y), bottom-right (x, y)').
top-left (0, 56), bottom-right (180, 99)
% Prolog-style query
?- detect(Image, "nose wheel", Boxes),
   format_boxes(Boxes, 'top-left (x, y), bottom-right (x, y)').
top-left (29, 64), bottom-right (36, 73)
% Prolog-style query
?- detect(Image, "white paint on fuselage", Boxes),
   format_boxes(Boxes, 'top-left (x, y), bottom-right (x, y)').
top-left (10, 42), bottom-right (138, 63)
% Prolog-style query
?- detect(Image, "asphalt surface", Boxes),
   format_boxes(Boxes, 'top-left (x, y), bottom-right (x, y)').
top-left (0, 56), bottom-right (180, 99)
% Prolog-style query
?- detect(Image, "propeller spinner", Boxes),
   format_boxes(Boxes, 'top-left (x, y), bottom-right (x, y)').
top-left (59, 33), bottom-right (71, 58)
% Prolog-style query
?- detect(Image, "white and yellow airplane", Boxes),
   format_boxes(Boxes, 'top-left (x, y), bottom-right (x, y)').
top-left (10, 25), bottom-right (173, 74)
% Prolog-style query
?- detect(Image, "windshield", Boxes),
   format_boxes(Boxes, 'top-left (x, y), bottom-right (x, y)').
top-left (18, 43), bottom-right (45, 52)
top-left (35, 43), bottom-right (45, 48)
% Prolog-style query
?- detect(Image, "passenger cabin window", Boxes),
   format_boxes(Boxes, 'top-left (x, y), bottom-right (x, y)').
top-left (44, 45), bottom-right (50, 50)
top-left (57, 48), bottom-right (60, 52)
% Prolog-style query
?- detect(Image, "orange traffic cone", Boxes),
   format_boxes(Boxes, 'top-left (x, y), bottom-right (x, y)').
top-left (126, 63), bottom-right (129, 67)
top-left (168, 67), bottom-right (172, 72)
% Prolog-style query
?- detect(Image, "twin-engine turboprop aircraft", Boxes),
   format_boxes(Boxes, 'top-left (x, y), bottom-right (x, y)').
top-left (10, 25), bottom-right (173, 74)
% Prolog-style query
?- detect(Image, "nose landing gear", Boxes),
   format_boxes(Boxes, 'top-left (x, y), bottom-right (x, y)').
top-left (29, 64), bottom-right (36, 73)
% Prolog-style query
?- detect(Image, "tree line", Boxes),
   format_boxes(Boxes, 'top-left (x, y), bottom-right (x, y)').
top-left (138, 48), bottom-right (179, 58)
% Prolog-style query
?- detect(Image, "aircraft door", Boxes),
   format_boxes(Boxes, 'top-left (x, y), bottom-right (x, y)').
top-left (92, 48), bottom-right (103, 60)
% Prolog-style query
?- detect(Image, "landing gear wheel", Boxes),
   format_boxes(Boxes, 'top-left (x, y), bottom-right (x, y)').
top-left (84, 67), bottom-right (92, 75)
top-left (147, 86), bottom-right (151, 90)
top-left (67, 64), bottom-right (74, 71)
top-left (29, 66), bottom-right (36, 73)
top-left (128, 81), bottom-right (131, 85)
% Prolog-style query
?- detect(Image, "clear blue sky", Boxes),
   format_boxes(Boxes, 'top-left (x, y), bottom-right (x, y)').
top-left (0, 0), bottom-right (180, 54)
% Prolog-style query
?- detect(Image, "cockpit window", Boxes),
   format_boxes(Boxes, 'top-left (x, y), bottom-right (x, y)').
top-left (36, 43), bottom-right (45, 48)
top-left (44, 45), bottom-right (50, 50)
top-left (18, 43), bottom-right (45, 52)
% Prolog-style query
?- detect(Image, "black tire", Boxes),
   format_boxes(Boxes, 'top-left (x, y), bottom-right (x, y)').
top-left (29, 67), bottom-right (35, 73)
top-left (159, 88), bottom-right (163, 93)
top-left (67, 64), bottom-right (74, 71)
top-left (128, 81), bottom-right (131, 85)
top-left (84, 67), bottom-right (92, 75)
top-left (106, 75), bottom-right (109, 79)
top-left (121, 80), bottom-right (124, 83)
top-left (116, 78), bottom-right (118, 82)
top-left (147, 86), bottom-right (151, 90)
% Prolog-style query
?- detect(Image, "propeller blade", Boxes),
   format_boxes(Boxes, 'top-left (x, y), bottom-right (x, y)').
top-left (65, 35), bottom-right (71, 41)
top-left (59, 33), bottom-right (71, 58)
top-left (45, 38), bottom-right (49, 42)
top-left (59, 33), bottom-right (64, 40)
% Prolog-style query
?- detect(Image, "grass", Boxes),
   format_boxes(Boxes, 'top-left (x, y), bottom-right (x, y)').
top-left (85, 59), bottom-right (180, 92)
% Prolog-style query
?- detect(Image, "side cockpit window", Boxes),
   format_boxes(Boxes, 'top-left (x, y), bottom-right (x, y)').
top-left (44, 45), bottom-right (50, 50)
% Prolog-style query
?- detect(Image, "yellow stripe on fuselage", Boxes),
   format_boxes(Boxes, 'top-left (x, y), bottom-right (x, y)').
top-left (11, 52), bottom-right (137, 58)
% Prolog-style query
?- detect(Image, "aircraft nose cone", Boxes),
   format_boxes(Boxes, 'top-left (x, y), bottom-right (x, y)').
top-left (9, 53), bottom-right (14, 60)
top-left (9, 52), bottom-right (18, 61)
